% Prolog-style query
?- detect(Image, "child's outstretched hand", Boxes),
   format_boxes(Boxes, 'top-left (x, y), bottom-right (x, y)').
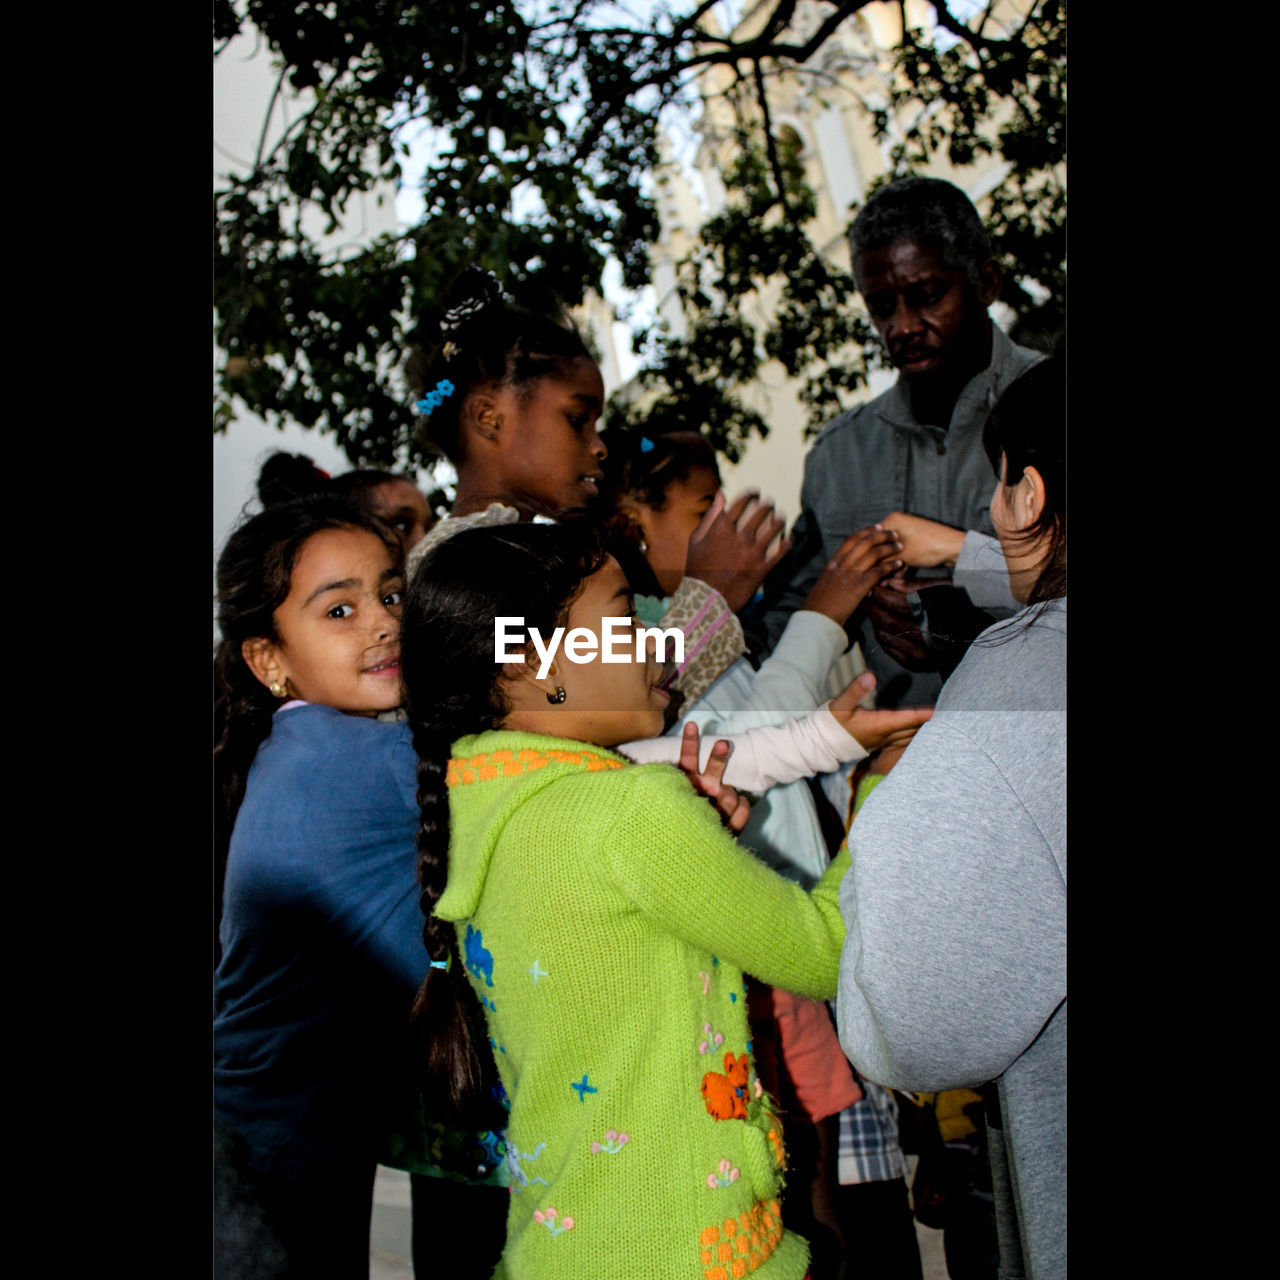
top-left (677, 721), bottom-right (751, 833)
top-left (804, 525), bottom-right (904, 626)
top-left (829, 671), bottom-right (933, 756)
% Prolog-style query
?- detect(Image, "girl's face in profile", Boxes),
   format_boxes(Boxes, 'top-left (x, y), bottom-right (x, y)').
top-left (516, 556), bottom-right (671, 746)
top-left (626, 464), bottom-right (721, 597)
top-left (492, 356), bottom-right (608, 513)
top-left (246, 526), bottom-right (405, 716)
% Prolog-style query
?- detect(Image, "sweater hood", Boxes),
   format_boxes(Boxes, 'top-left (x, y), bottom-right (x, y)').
top-left (433, 729), bottom-right (632, 921)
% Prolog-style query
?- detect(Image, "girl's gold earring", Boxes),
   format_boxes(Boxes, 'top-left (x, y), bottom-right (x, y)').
top-left (269, 681), bottom-right (289, 699)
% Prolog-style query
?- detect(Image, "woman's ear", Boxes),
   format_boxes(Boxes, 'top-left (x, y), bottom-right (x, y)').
top-left (242, 636), bottom-right (286, 693)
top-left (1018, 465), bottom-right (1047, 529)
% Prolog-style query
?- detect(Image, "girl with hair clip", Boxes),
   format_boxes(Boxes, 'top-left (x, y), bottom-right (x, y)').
top-left (213, 493), bottom-right (508, 1280)
top-left (405, 266), bottom-right (790, 709)
top-left (836, 354), bottom-right (1066, 1280)
top-left (399, 518), bottom-right (931, 1280)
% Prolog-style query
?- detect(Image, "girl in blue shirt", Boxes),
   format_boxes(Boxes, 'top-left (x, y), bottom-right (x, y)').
top-left (213, 494), bottom-right (507, 1279)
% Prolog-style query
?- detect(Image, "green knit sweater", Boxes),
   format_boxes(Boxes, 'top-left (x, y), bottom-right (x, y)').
top-left (436, 729), bottom-right (851, 1280)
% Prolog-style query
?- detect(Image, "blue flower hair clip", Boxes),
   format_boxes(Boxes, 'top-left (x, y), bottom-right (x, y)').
top-left (415, 378), bottom-right (456, 417)
top-left (639, 435), bottom-right (655, 453)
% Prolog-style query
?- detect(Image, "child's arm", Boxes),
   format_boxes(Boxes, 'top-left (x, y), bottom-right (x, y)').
top-left (618, 702), bottom-right (859, 790)
top-left (618, 674), bottom-right (932, 791)
top-left (680, 609), bottom-right (849, 733)
top-left (600, 764), bottom-right (852, 999)
top-left (673, 524), bottom-right (899, 734)
top-left (656, 575), bottom-right (747, 707)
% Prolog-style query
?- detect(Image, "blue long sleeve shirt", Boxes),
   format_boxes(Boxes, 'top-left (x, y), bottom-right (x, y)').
top-left (214, 704), bottom-right (426, 1182)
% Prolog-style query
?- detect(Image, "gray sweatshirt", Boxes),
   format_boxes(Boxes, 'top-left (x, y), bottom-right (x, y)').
top-left (837, 598), bottom-right (1065, 1280)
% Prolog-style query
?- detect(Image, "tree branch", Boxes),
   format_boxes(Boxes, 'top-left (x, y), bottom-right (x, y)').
top-left (753, 57), bottom-right (788, 216)
top-left (253, 64), bottom-right (289, 171)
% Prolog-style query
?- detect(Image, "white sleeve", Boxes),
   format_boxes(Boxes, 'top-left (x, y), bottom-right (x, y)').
top-left (717, 609), bottom-right (849, 723)
top-left (952, 530), bottom-right (1018, 614)
top-left (618, 701), bottom-right (867, 791)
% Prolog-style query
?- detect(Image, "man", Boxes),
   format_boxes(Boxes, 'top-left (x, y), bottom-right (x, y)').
top-left (751, 176), bottom-right (1045, 709)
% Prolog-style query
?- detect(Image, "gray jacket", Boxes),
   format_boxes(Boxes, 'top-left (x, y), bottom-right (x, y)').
top-left (837, 599), bottom-right (1066, 1279)
top-left (752, 325), bottom-right (1044, 708)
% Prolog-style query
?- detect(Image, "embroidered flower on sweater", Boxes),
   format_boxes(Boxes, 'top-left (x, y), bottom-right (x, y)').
top-left (698, 1022), bottom-right (725, 1055)
top-left (532, 1207), bottom-right (575, 1235)
top-left (707, 1158), bottom-right (740, 1189)
top-left (590, 1130), bottom-right (629, 1154)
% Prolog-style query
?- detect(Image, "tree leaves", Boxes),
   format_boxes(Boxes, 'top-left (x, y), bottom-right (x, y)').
top-left (214, 1), bottom-right (1065, 469)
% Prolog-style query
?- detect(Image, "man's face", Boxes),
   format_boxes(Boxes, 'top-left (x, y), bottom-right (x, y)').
top-left (855, 239), bottom-right (993, 384)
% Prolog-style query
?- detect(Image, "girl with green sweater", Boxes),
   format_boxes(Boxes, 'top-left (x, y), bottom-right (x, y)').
top-left (400, 520), bottom-right (929, 1280)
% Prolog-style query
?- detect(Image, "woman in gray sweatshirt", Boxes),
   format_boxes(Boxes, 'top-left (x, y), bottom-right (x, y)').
top-left (837, 354), bottom-right (1065, 1280)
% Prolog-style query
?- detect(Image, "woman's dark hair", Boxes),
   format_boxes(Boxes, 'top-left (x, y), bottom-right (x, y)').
top-left (255, 450), bottom-right (332, 507)
top-left (589, 429), bottom-right (721, 598)
top-left (330, 468), bottom-right (401, 502)
top-left (213, 495), bottom-right (402, 963)
top-left (258, 451), bottom-right (417, 517)
top-left (399, 518), bottom-right (606, 1120)
top-left (407, 266), bottom-right (594, 464)
top-left (983, 352), bottom-right (1066, 604)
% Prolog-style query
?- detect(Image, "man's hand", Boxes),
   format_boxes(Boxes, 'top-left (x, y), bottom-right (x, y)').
top-left (829, 671), bottom-right (933, 754)
top-left (865, 579), bottom-right (936, 671)
top-left (685, 491), bottom-right (791, 612)
top-left (880, 512), bottom-right (966, 569)
top-left (677, 721), bottom-right (751, 833)
top-left (804, 525), bottom-right (904, 626)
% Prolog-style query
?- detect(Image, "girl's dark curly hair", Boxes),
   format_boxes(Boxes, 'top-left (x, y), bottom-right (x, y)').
top-left (407, 265), bottom-right (594, 465)
top-left (213, 495), bottom-right (402, 963)
top-left (399, 518), bottom-right (606, 1121)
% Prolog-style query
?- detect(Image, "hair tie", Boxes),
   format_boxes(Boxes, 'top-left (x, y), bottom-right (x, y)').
top-left (441, 270), bottom-right (503, 336)
top-left (415, 378), bottom-right (456, 417)
top-left (429, 954), bottom-right (452, 972)
top-left (639, 436), bottom-right (655, 454)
